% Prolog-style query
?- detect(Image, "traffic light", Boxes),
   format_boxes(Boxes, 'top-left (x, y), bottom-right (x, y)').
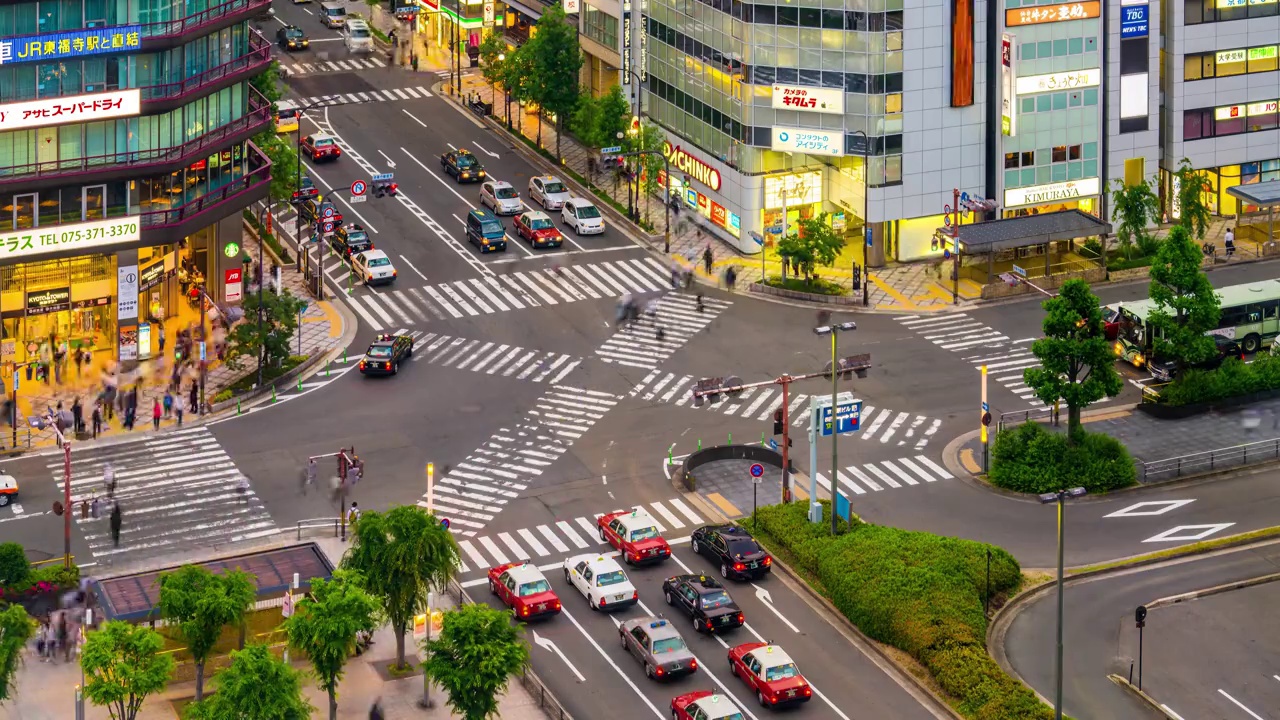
top-left (772, 408), bottom-right (784, 435)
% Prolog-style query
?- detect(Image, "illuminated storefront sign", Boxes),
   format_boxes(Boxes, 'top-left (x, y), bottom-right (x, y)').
top-left (639, 0), bottom-right (648, 81)
top-left (0, 25), bottom-right (141, 66)
top-left (771, 84), bottom-right (844, 114)
top-left (1215, 104), bottom-right (1245, 121)
top-left (621, 0), bottom-right (632, 80)
top-left (0, 216), bottom-right (141, 262)
top-left (951, 0), bottom-right (974, 107)
top-left (563, 0), bottom-right (579, 11)
top-left (1248, 100), bottom-right (1279, 115)
top-left (662, 142), bottom-right (722, 191)
top-left (1001, 33), bottom-right (1016, 136)
top-left (1004, 178), bottom-right (1101, 208)
top-left (1120, 3), bottom-right (1148, 38)
top-left (1216, 0), bottom-right (1276, 8)
top-left (1005, 1), bottom-right (1099, 26)
top-left (26, 288), bottom-right (71, 315)
top-left (764, 172), bottom-right (823, 207)
top-left (0, 89), bottom-right (140, 132)
top-left (1015, 68), bottom-right (1101, 95)
top-left (1251, 46), bottom-right (1279, 61)
top-left (1217, 49), bottom-right (1247, 64)
top-left (771, 127), bottom-right (844, 157)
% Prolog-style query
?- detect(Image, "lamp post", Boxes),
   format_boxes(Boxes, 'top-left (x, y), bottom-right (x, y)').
top-left (608, 65), bottom-right (646, 225)
top-left (851, 129), bottom-right (871, 307)
top-left (496, 52), bottom-right (508, 126)
top-left (1038, 486), bottom-right (1087, 720)
top-left (256, 207), bottom-right (268, 389)
top-left (812, 321), bottom-right (857, 535)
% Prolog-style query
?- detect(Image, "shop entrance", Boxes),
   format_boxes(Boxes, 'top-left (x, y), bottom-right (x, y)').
top-left (1, 254), bottom-right (117, 368)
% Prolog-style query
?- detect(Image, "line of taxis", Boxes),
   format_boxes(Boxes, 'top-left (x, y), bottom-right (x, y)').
top-left (485, 508), bottom-right (813, 716)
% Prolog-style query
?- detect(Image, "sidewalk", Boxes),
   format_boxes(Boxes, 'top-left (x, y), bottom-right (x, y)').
top-left (1, 537), bottom-right (551, 720)
top-left (4, 228), bottom-right (345, 453)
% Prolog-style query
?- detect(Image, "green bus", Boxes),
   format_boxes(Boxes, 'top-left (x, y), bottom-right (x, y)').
top-left (1108, 280), bottom-right (1280, 367)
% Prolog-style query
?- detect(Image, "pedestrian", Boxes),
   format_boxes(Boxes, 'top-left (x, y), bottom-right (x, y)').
top-left (725, 266), bottom-right (737, 292)
top-left (189, 381), bottom-right (198, 415)
top-left (103, 462), bottom-right (116, 498)
top-left (348, 502), bottom-right (360, 527)
top-left (158, 324), bottom-right (166, 354)
top-left (670, 261), bottom-right (681, 289)
top-left (173, 393), bottom-right (185, 426)
top-left (56, 612), bottom-right (68, 662)
top-left (696, 292), bottom-right (705, 313)
top-left (91, 402), bottom-right (103, 438)
top-left (369, 698), bottom-right (385, 720)
top-left (703, 244), bottom-right (713, 275)
top-left (152, 398), bottom-right (162, 430)
top-left (237, 475), bottom-right (250, 504)
top-left (71, 396), bottom-right (83, 435)
top-left (163, 391), bottom-right (173, 418)
top-left (90, 495), bottom-right (101, 520)
top-left (1225, 226), bottom-right (1236, 257)
top-left (109, 503), bottom-right (122, 548)
top-left (35, 619), bottom-right (48, 662)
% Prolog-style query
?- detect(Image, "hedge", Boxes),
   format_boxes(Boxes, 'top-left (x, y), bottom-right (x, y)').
top-left (747, 502), bottom-right (1054, 720)
top-left (1158, 354), bottom-right (1280, 406)
top-left (990, 421), bottom-right (1136, 494)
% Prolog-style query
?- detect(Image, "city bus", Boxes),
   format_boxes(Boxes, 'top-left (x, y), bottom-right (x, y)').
top-left (1108, 280), bottom-right (1280, 367)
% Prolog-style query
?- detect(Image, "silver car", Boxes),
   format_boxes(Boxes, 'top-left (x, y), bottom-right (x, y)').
top-left (619, 616), bottom-right (698, 680)
top-left (480, 180), bottom-right (524, 215)
top-left (529, 175), bottom-right (571, 211)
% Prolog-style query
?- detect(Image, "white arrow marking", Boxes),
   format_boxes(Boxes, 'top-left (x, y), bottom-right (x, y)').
top-left (473, 141), bottom-right (500, 158)
top-left (753, 583), bottom-right (799, 633)
top-left (532, 630), bottom-right (586, 683)
top-left (377, 149), bottom-right (397, 168)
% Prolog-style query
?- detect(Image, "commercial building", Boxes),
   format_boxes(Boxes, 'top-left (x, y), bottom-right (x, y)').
top-left (0, 0), bottom-right (271, 368)
top-left (1161, 0), bottom-right (1280, 220)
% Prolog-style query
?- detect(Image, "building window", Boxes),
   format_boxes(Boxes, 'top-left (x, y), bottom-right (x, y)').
top-left (1184, 0), bottom-right (1278, 24)
top-left (1184, 102), bottom-right (1280, 139)
top-left (1185, 45), bottom-right (1279, 80)
top-left (580, 3), bottom-right (618, 49)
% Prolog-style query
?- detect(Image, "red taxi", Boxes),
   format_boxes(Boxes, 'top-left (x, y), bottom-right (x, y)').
top-left (598, 508), bottom-right (671, 566)
top-left (728, 643), bottom-right (812, 708)
top-left (513, 210), bottom-right (564, 249)
top-left (488, 561), bottom-right (561, 621)
top-left (301, 133), bottom-right (341, 162)
top-left (671, 691), bottom-right (746, 720)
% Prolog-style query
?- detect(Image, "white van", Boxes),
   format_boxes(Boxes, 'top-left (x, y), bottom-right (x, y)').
top-left (319, 2), bottom-right (346, 28)
top-left (345, 19), bottom-right (374, 53)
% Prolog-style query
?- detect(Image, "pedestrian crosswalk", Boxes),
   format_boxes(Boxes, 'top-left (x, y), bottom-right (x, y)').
top-left (54, 427), bottom-right (277, 562)
top-left (295, 86), bottom-right (433, 106)
top-left (397, 329), bottom-right (582, 383)
top-left (597, 293), bottom-right (732, 369)
top-left (812, 455), bottom-right (954, 497)
top-left (628, 371), bottom-right (943, 450)
top-left (420, 386), bottom-right (620, 536)
top-left (279, 57), bottom-right (387, 75)
top-left (329, 257), bottom-right (680, 331)
top-left (896, 313), bottom-right (1049, 406)
top-left (454, 497), bottom-right (708, 577)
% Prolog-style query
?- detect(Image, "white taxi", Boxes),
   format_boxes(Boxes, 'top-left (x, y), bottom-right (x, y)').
top-left (561, 197), bottom-right (604, 235)
top-left (562, 554), bottom-right (638, 611)
top-left (352, 249), bottom-right (396, 286)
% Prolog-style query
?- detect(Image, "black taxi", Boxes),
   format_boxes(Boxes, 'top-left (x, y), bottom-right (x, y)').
top-left (330, 223), bottom-right (373, 257)
top-left (359, 333), bottom-right (414, 376)
top-left (440, 148), bottom-right (486, 183)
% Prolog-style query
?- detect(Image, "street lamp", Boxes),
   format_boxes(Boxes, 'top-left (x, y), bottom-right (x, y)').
top-left (1038, 486), bottom-right (1087, 720)
top-left (851, 129), bottom-right (870, 308)
top-left (496, 52), bottom-right (510, 128)
top-left (813, 321), bottom-right (857, 535)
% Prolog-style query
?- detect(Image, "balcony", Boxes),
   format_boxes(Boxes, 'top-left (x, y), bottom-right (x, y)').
top-left (141, 32), bottom-right (271, 113)
top-left (0, 89), bottom-right (272, 193)
top-left (137, 141), bottom-right (271, 245)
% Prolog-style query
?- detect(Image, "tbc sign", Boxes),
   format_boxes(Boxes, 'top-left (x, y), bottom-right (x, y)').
top-left (662, 142), bottom-right (722, 192)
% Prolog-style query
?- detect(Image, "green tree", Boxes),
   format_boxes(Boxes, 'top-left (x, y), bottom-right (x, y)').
top-left (502, 44), bottom-right (537, 133)
top-left (631, 121), bottom-right (666, 225)
top-left (529, 4), bottom-right (583, 160)
top-left (256, 133), bottom-right (301, 205)
top-left (596, 84), bottom-right (632, 147)
top-left (1173, 158), bottom-right (1214, 242)
top-left (157, 565), bottom-right (257, 701)
top-left (1148, 224), bottom-right (1222, 362)
top-left (1109, 177), bottom-right (1161, 259)
top-left (478, 33), bottom-right (508, 118)
top-left (225, 288), bottom-right (308, 373)
top-left (777, 213), bottom-right (845, 280)
top-left (183, 644), bottom-right (312, 720)
top-left (1023, 279), bottom-right (1124, 439)
top-left (570, 94), bottom-right (604, 149)
top-left (250, 64), bottom-right (284, 106)
top-left (80, 621), bottom-right (175, 720)
top-left (283, 571), bottom-right (380, 720)
top-left (0, 542), bottom-right (28, 587)
top-left (0, 604), bottom-right (35, 702)
top-left (422, 603), bottom-right (529, 720)
top-left (340, 505), bottom-right (460, 671)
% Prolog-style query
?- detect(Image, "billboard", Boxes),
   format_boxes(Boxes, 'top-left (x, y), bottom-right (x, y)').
top-left (1001, 34), bottom-right (1016, 136)
top-left (951, 0), bottom-right (974, 107)
top-left (0, 26), bottom-right (142, 66)
top-left (0, 89), bottom-right (141, 132)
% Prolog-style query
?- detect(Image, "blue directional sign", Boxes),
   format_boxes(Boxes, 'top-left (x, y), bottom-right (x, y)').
top-left (767, 437), bottom-right (778, 451)
top-left (601, 145), bottom-right (623, 154)
top-left (371, 173), bottom-right (395, 183)
top-left (820, 398), bottom-right (863, 436)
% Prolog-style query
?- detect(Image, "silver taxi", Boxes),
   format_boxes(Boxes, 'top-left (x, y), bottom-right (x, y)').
top-left (619, 616), bottom-right (698, 680)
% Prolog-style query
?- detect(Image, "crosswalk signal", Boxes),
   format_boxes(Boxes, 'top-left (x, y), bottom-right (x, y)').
top-left (773, 408), bottom-right (783, 435)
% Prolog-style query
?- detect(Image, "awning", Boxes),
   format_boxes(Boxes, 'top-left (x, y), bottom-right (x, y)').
top-left (1226, 180), bottom-right (1280, 210)
top-left (502, 0), bottom-right (545, 19)
top-left (942, 209), bottom-right (1112, 253)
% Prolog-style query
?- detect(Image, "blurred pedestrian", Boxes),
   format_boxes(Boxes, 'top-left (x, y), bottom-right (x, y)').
top-left (91, 402), bottom-right (103, 438)
top-left (173, 394), bottom-right (185, 426)
top-left (109, 503), bottom-right (122, 548)
top-left (152, 398), bottom-right (162, 430)
top-left (369, 698), bottom-right (385, 720)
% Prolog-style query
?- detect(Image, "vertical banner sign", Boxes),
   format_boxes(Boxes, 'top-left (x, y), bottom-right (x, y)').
top-left (225, 267), bottom-right (243, 303)
top-left (951, 0), bottom-right (975, 107)
top-left (1001, 34), bottom-right (1016, 136)
top-left (622, 1), bottom-right (632, 82)
top-left (563, 0), bottom-right (579, 13)
top-left (639, 0), bottom-right (648, 81)
top-left (117, 265), bottom-right (138, 319)
top-left (483, 1), bottom-right (495, 24)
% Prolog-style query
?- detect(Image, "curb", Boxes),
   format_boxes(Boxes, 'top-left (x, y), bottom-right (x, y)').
top-left (1106, 674), bottom-right (1180, 719)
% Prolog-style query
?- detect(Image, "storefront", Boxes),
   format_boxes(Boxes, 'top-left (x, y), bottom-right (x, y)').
top-left (1002, 178), bottom-right (1102, 219)
top-left (419, 0), bottom-right (488, 58)
top-left (1, 253), bottom-right (117, 366)
top-left (1163, 158), bottom-right (1280, 219)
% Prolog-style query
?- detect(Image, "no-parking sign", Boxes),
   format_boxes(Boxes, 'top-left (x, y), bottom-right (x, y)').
top-left (749, 463), bottom-right (765, 484)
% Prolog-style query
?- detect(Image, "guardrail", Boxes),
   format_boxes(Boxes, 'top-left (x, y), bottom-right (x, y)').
top-left (1140, 436), bottom-right (1280, 483)
top-left (294, 517), bottom-right (342, 541)
top-left (997, 406), bottom-right (1055, 433)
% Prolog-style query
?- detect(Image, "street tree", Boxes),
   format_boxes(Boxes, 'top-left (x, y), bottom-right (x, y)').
top-left (502, 43), bottom-right (536, 133)
top-left (596, 85), bottom-right (632, 147)
top-left (257, 133), bottom-right (301, 204)
top-left (777, 213), bottom-right (845, 281)
top-left (1173, 158), bottom-right (1214, 242)
top-left (1148, 224), bottom-right (1222, 362)
top-left (571, 94), bottom-right (605, 149)
top-left (157, 565), bottom-right (257, 701)
top-left (340, 505), bottom-right (460, 670)
top-left (80, 621), bottom-right (175, 720)
top-left (630, 121), bottom-right (666, 225)
top-left (182, 644), bottom-right (312, 720)
top-left (530, 4), bottom-right (582, 160)
top-left (250, 65), bottom-right (284, 105)
top-left (225, 288), bottom-right (308, 375)
top-left (478, 33), bottom-right (508, 119)
top-left (1023, 279), bottom-right (1124, 438)
top-left (1109, 176), bottom-right (1161, 259)
top-left (283, 571), bottom-right (380, 720)
top-left (0, 604), bottom-right (35, 702)
top-left (422, 603), bottom-right (530, 720)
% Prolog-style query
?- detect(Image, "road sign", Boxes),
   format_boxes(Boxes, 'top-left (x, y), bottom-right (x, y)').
top-left (322, 206), bottom-right (335, 219)
top-left (349, 195), bottom-right (367, 203)
top-left (323, 221), bottom-right (336, 234)
top-left (943, 214), bottom-right (952, 227)
top-left (961, 191), bottom-right (969, 202)
top-left (372, 173), bottom-right (394, 183)
top-left (982, 401), bottom-right (989, 412)
top-left (441, 518), bottom-right (450, 530)
top-left (749, 463), bottom-right (764, 479)
top-left (767, 437), bottom-right (778, 451)
top-left (1012, 264), bottom-right (1026, 277)
top-left (944, 204), bottom-right (952, 215)
top-left (749, 231), bottom-right (765, 247)
top-left (819, 394), bottom-right (863, 436)
top-left (199, 341), bottom-right (206, 362)
top-left (350, 180), bottom-right (367, 196)
top-left (601, 145), bottom-right (622, 154)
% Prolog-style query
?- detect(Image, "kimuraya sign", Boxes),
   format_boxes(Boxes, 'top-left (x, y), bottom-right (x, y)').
top-left (662, 142), bottom-right (722, 192)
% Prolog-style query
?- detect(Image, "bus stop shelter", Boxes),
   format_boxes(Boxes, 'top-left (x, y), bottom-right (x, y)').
top-left (940, 209), bottom-right (1111, 296)
top-left (1226, 180), bottom-right (1280, 251)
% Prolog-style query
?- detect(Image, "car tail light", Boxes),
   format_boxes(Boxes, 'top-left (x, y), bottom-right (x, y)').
top-left (763, 557), bottom-right (772, 566)
top-left (803, 686), bottom-right (812, 697)
top-left (655, 666), bottom-right (665, 677)
top-left (384, 362), bottom-right (391, 370)
top-left (689, 658), bottom-right (697, 670)
top-left (736, 612), bottom-right (744, 623)
top-left (599, 596), bottom-right (607, 607)
top-left (392, 270), bottom-right (397, 277)
top-left (553, 600), bottom-right (561, 610)
top-left (334, 148), bottom-right (342, 155)
top-left (632, 590), bottom-right (638, 600)
top-left (359, 361), bottom-right (366, 369)
top-left (733, 563), bottom-right (745, 572)
top-left (520, 606), bottom-right (529, 617)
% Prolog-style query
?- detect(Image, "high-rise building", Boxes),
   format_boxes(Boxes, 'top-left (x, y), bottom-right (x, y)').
top-left (0, 0), bottom-right (272, 368)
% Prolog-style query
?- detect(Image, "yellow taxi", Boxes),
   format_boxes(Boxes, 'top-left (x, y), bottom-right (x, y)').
top-left (275, 100), bottom-right (300, 134)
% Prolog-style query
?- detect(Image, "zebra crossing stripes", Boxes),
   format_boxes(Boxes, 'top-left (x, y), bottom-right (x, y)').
top-left (597, 293), bottom-right (732, 370)
top-left (812, 455), bottom-right (954, 498)
top-left (295, 86), bottom-right (433, 106)
top-left (628, 371), bottom-right (942, 449)
top-left (420, 386), bottom-right (620, 536)
top-left (400, 329), bottom-right (583, 384)
top-left (52, 427), bottom-right (277, 562)
top-left (332, 257), bottom-right (675, 331)
top-left (895, 313), bottom-right (1055, 405)
top-left (279, 57), bottom-right (387, 75)
top-left (453, 497), bottom-right (706, 575)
